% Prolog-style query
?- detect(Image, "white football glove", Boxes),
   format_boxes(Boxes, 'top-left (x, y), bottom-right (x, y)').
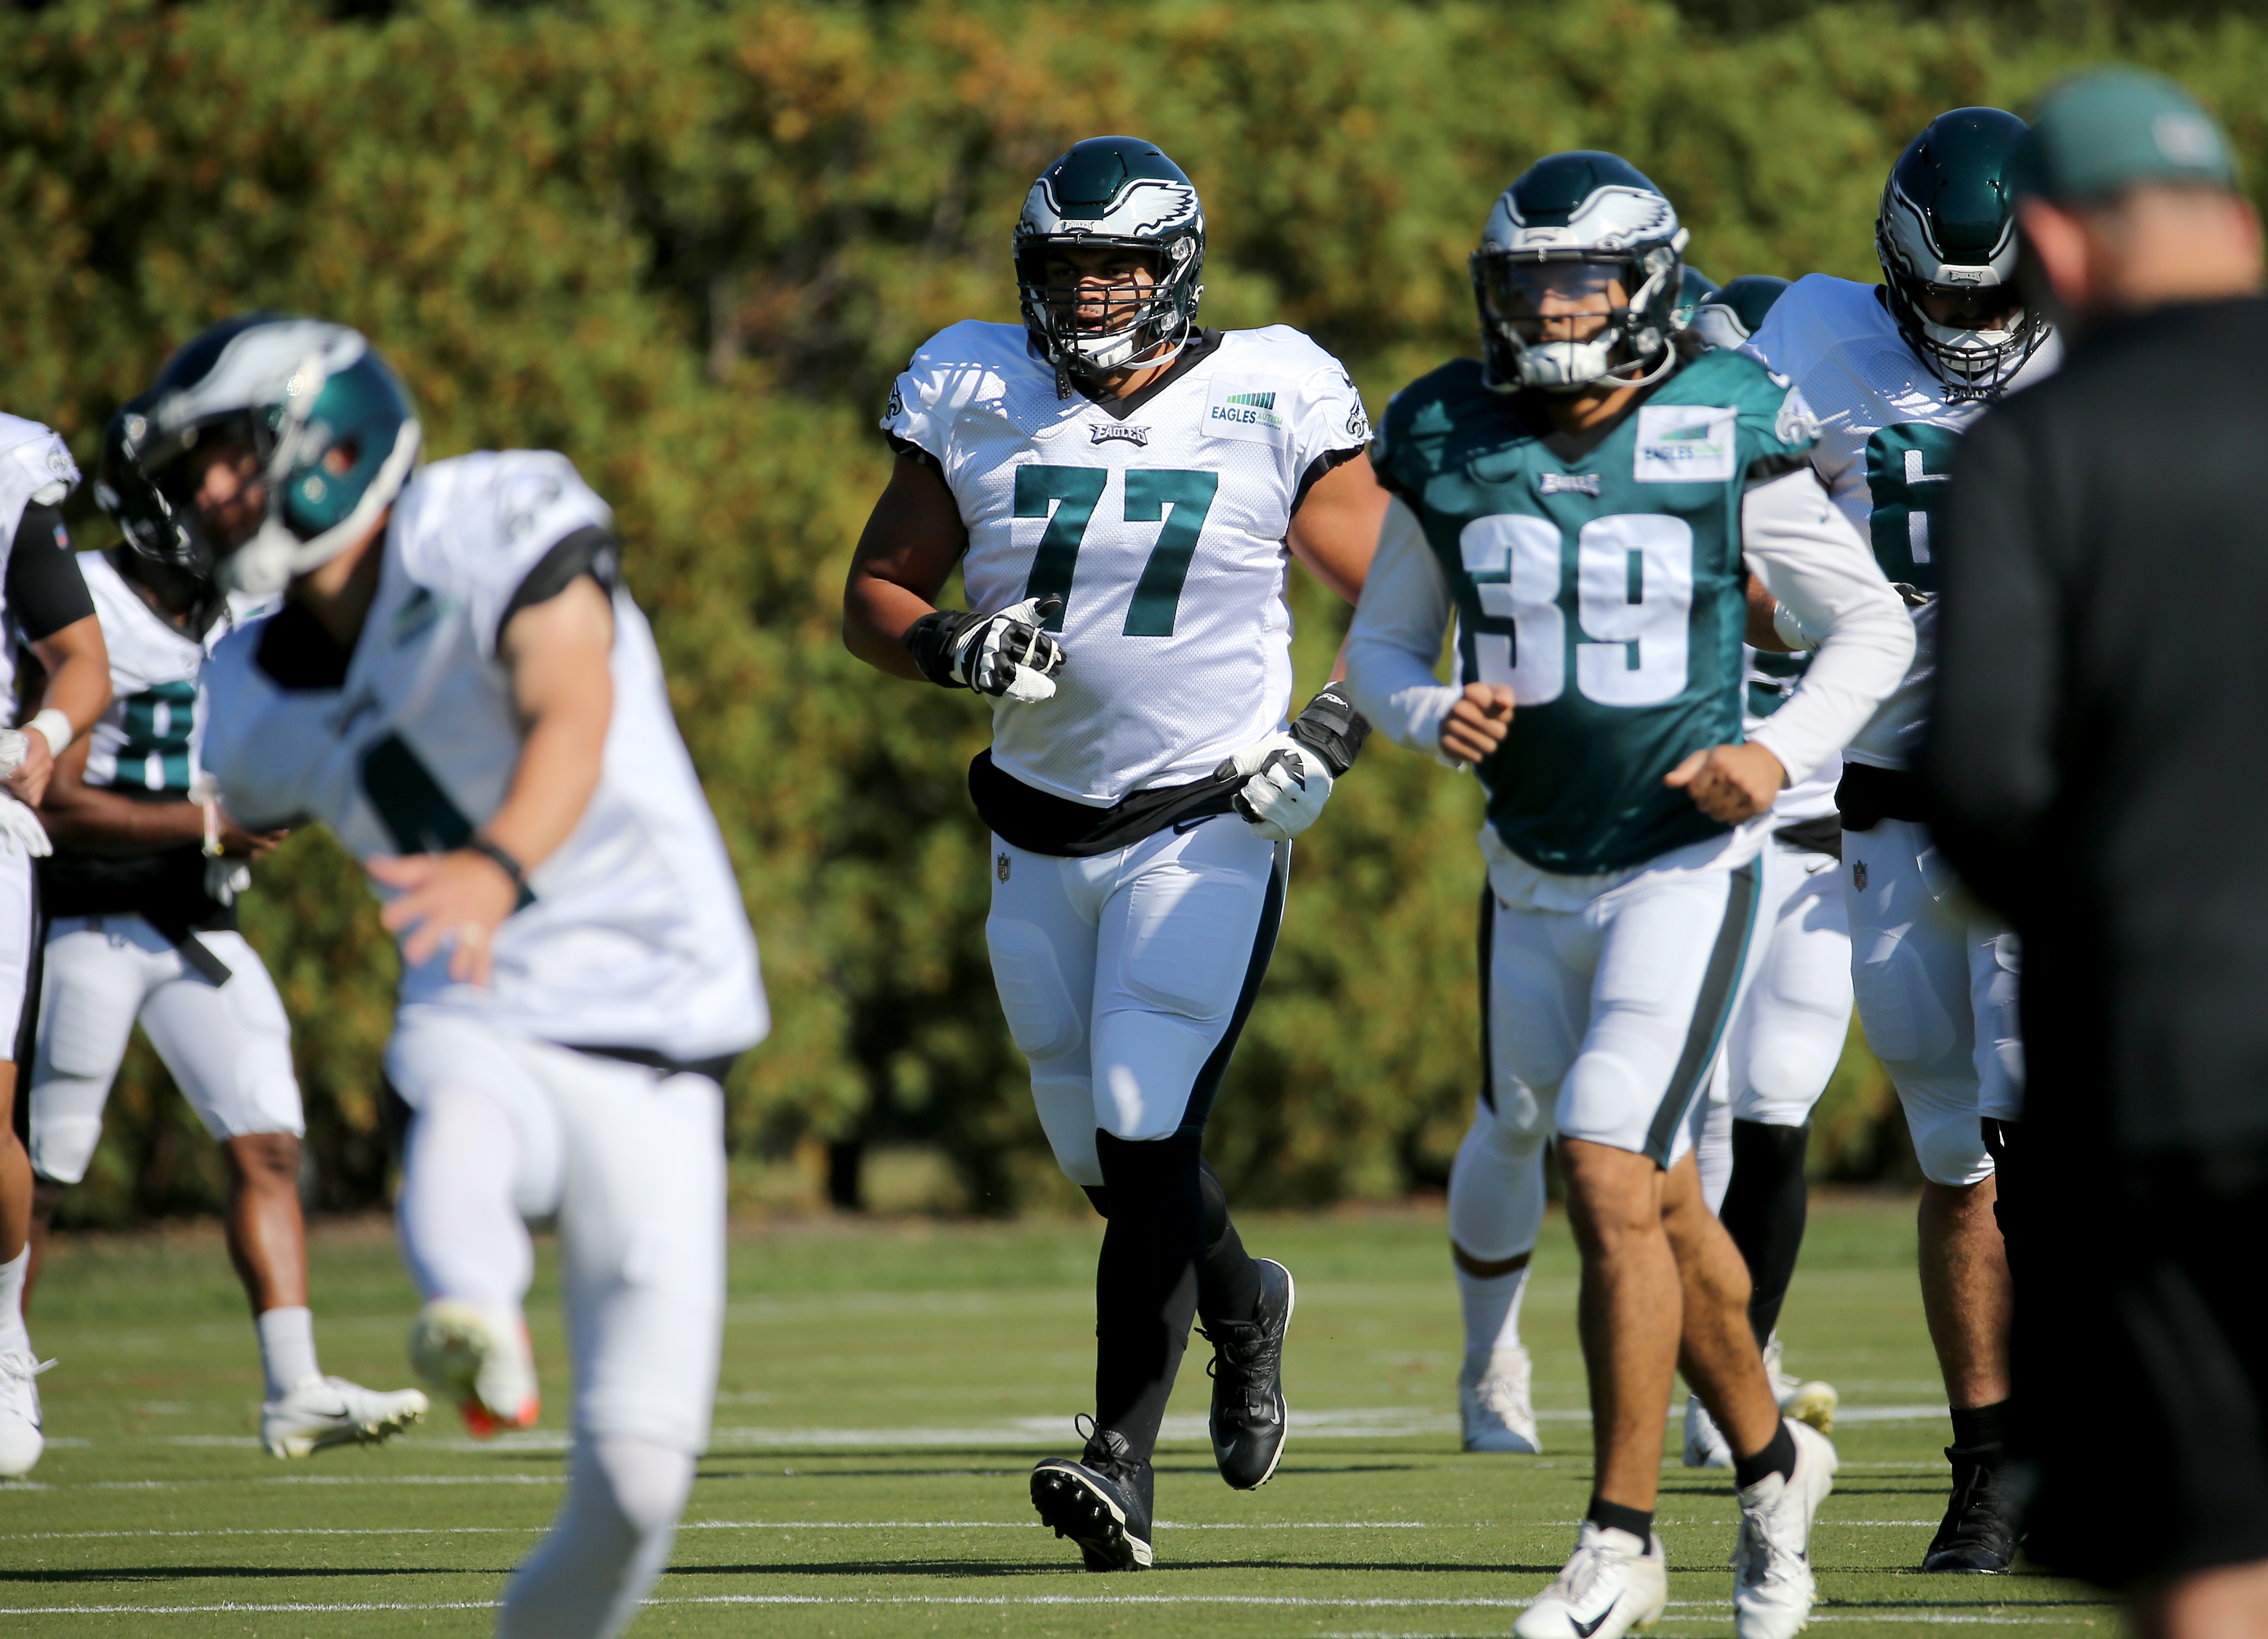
top-left (0, 793), bottom-right (51, 857)
top-left (952, 596), bottom-right (1067, 703)
top-left (0, 730), bottom-right (25, 778)
top-left (1219, 732), bottom-right (1335, 843)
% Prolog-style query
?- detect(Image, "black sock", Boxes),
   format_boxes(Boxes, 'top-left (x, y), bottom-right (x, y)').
top-left (1721, 1119), bottom-right (1812, 1346)
top-left (1950, 1399), bottom-right (2009, 1452)
top-left (1735, 1418), bottom-right (1798, 1490)
top-left (1196, 1156), bottom-right (1264, 1324)
top-left (1092, 1129), bottom-right (1205, 1463)
top-left (1586, 1497), bottom-right (1654, 1543)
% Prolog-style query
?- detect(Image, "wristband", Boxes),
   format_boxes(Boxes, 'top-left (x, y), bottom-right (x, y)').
top-left (465, 833), bottom-right (528, 891)
top-left (26, 708), bottom-right (71, 760)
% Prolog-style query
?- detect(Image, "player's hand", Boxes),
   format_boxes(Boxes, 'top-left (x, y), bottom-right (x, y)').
top-left (1217, 732), bottom-right (1335, 843)
top-left (1438, 683), bottom-right (1514, 767)
top-left (4, 729), bottom-right (56, 808)
top-left (954, 596), bottom-right (1066, 702)
top-left (368, 849), bottom-right (521, 986)
top-left (1664, 742), bottom-right (1786, 824)
top-left (218, 811), bottom-right (289, 861)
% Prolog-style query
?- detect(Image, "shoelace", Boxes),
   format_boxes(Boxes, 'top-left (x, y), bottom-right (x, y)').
top-left (1552, 1541), bottom-right (1617, 1606)
top-left (1474, 1360), bottom-right (1531, 1419)
top-left (0, 1355), bottom-right (55, 1404)
top-left (1731, 1492), bottom-right (1805, 1587)
top-left (1936, 1452), bottom-right (2010, 1546)
top-left (1199, 1318), bottom-right (1283, 1422)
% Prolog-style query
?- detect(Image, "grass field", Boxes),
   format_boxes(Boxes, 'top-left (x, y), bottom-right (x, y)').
top-left (2, 1195), bottom-right (2108, 1637)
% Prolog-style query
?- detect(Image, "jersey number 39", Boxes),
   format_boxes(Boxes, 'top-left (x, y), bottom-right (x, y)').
top-left (1459, 513), bottom-right (1694, 707)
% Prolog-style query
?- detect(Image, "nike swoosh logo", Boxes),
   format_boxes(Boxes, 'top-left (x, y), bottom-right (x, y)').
top-left (1571, 1597), bottom-right (1619, 1638)
top-left (1171, 815), bottom-right (1218, 834)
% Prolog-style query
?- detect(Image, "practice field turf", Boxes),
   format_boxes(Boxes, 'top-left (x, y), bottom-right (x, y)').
top-left (4, 1196), bottom-right (2105, 1637)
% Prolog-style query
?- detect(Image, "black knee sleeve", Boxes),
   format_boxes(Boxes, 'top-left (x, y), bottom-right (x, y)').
top-left (1722, 1118), bottom-right (1812, 1346)
top-left (1092, 1130), bottom-right (1206, 1461)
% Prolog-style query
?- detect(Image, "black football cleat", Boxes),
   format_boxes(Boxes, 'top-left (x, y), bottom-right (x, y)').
top-left (1200, 1257), bottom-right (1295, 1490)
top-left (1923, 1442), bottom-right (2021, 1572)
top-left (1031, 1423), bottom-right (1155, 1570)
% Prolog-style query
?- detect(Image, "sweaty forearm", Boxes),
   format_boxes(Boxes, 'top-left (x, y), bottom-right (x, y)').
top-left (482, 708), bottom-right (605, 874)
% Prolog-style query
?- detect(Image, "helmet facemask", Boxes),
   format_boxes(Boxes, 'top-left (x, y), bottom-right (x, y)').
top-left (1473, 243), bottom-right (1683, 394)
top-left (1014, 234), bottom-right (1200, 384)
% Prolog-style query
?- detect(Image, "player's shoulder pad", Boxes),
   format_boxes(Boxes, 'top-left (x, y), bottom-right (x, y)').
top-left (1741, 273), bottom-right (1889, 382)
top-left (1371, 358), bottom-right (1493, 491)
top-left (391, 450), bottom-right (613, 601)
top-left (1214, 326), bottom-right (1372, 447)
top-left (884, 321), bottom-right (1032, 421)
top-left (0, 415), bottom-right (79, 534)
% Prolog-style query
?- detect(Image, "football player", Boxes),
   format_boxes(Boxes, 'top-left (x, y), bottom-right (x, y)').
top-left (1347, 153), bottom-right (1913, 1639)
top-left (1679, 274), bottom-right (1845, 1470)
top-left (1741, 109), bottom-right (2057, 1573)
top-left (21, 530), bottom-right (427, 1459)
top-left (101, 315), bottom-right (768, 1639)
top-left (843, 136), bottom-right (1385, 1570)
top-left (0, 416), bottom-right (115, 1480)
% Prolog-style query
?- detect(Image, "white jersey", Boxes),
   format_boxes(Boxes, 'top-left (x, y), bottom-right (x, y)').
top-left (0, 415), bottom-right (83, 721)
top-left (77, 551), bottom-right (273, 798)
top-left (1743, 275), bottom-right (2058, 769)
top-left (882, 321), bottom-right (1370, 804)
top-left (201, 451), bottom-right (767, 1060)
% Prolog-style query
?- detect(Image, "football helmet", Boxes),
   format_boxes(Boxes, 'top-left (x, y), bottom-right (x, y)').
top-left (1472, 151), bottom-right (1691, 393)
top-left (1676, 264), bottom-right (1720, 330)
top-left (1691, 274), bottom-right (1791, 351)
top-left (1014, 136), bottom-right (1205, 394)
top-left (1876, 108), bottom-right (2048, 399)
top-left (97, 314), bottom-right (420, 596)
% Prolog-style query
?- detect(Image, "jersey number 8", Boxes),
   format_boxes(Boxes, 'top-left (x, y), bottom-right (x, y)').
top-left (1459, 513), bottom-right (1694, 708)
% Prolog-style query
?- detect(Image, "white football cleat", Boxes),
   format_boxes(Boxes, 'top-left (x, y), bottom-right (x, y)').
top-left (0, 1351), bottom-right (53, 1479)
top-left (1765, 1337), bottom-right (1838, 1434)
top-left (262, 1374), bottom-right (430, 1458)
top-left (1460, 1345), bottom-right (1541, 1454)
top-left (1732, 1418), bottom-right (1838, 1639)
top-left (407, 1301), bottom-right (539, 1437)
top-left (1683, 1392), bottom-right (1733, 1469)
top-left (1513, 1521), bottom-right (1667, 1639)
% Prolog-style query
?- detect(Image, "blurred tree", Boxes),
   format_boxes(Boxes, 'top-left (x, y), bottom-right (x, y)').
top-left (4, 0), bottom-right (2261, 1221)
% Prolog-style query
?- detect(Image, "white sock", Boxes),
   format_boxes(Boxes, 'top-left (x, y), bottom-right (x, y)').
top-left (256, 1306), bottom-right (320, 1400)
top-left (1457, 1264), bottom-right (1531, 1371)
top-left (0, 1249), bottom-right (28, 1356)
top-left (498, 1436), bottom-right (694, 1639)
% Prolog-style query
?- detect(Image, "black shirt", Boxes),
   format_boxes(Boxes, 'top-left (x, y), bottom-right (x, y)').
top-left (1926, 296), bottom-right (2268, 1155)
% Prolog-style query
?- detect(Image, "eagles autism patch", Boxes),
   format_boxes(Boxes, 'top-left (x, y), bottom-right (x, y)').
top-left (1633, 405), bottom-right (1737, 484)
top-left (1205, 378), bottom-right (1292, 445)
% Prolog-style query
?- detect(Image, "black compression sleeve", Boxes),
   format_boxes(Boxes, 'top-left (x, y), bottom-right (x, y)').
top-left (497, 525), bottom-right (619, 650)
top-left (6, 506), bottom-right (96, 642)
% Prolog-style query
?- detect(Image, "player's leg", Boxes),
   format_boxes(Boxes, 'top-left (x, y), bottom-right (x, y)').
top-left (1720, 844), bottom-right (1850, 1436)
top-left (138, 929), bottom-right (424, 1454)
top-left (1030, 822), bottom-right (1284, 1568)
top-left (0, 855), bottom-right (45, 1477)
top-left (390, 1013), bottom-right (560, 1436)
top-left (1844, 818), bottom-right (2016, 1572)
top-left (1449, 883), bottom-right (1551, 1454)
top-left (1681, 1074), bottom-right (1740, 1468)
top-left (495, 1045), bottom-right (725, 1639)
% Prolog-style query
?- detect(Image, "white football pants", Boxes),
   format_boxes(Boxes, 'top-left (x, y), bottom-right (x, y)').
top-left (985, 820), bottom-right (1285, 1185)
top-left (0, 850), bottom-right (34, 1063)
top-left (387, 1007), bottom-right (726, 1452)
top-left (1842, 817), bottom-right (2022, 1187)
top-left (1689, 841), bottom-right (1853, 1211)
top-left (28, 916), bottom-right (303, 1186)
top-left (1487, 850), bottom-right (1765, 1169)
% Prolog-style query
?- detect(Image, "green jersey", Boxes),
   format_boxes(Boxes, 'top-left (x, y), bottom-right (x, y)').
top-left (1374, 349), bottom-right (1818, 875)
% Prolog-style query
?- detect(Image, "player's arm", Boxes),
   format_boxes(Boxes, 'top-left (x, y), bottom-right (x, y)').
top-left (842, 451), bottom-right (1063, 701)
top-left (1670, 466), bottom-right (1914, 823)
top-left (38, 733), bottom-right (282, 859)
top-left (5, 515), bottom-right (110, 807)
top-left (1285, 452), bottom-right (1387, 606)
top-left (369, 574), bottom-right (615, 985)
top-left (1344, 498), bottom-right (1512, 769)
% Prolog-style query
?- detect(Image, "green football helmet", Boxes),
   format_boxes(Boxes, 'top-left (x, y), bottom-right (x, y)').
top-left (1675, 264), bottom-right (1720, 330)
top-left (1691, 275), bottom-right (1791, 350)
top-left (1876, 108), bottom-right (2048, 399)
top-left (1471, 151), bottom-right (1691, 393)
top-left (1014, 136), bottom-right (1205, 392)
top-left (97, 314), bottom-right (420, 597)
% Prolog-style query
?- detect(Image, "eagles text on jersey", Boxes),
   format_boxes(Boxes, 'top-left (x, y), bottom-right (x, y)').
top-left (1373, 346), bottom-right (1817, 875)
top-left (882, 321), bottom-right (1370, 805)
